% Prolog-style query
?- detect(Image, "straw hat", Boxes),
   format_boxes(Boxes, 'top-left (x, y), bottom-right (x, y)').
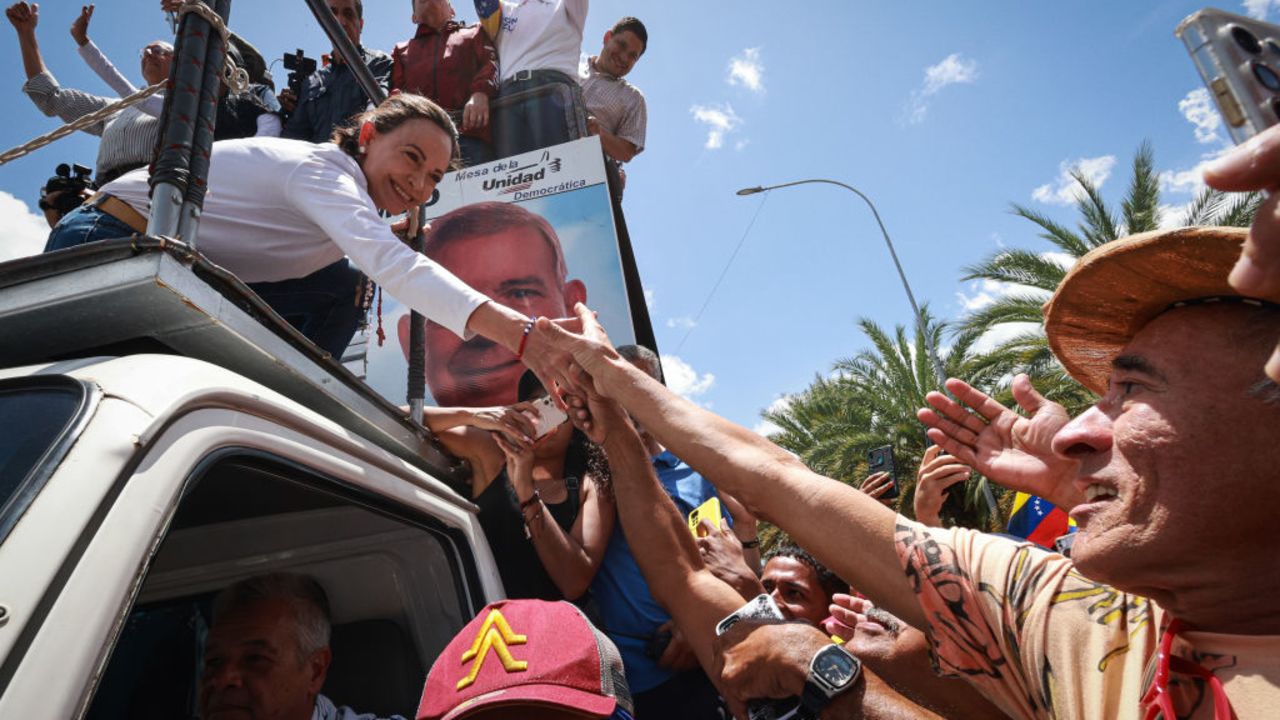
top-left (1043, 226), bottom-right (1278, 395)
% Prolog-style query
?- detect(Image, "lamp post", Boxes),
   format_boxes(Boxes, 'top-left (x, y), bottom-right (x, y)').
top-left (736, 179), bottom-right (948, 389)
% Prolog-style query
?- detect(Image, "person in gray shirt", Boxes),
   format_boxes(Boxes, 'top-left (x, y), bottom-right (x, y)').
top-left (7, 1), bottom-right (172, 184)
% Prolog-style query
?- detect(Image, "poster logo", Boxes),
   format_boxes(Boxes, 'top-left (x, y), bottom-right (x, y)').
top-left (483, 150), bottom-right (564, 195)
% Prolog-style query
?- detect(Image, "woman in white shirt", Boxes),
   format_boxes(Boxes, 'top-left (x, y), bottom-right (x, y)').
top-left (45, 93), bottom-right (572, 381)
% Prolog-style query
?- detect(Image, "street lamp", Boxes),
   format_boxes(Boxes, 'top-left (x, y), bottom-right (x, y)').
top-left (736, 179), bottom-right (948, 389)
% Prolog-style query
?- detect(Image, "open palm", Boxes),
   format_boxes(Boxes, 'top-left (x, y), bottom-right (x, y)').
top-left (917, 374), bottom-right (1081, 508)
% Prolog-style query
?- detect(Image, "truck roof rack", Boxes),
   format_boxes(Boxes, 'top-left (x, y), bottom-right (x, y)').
top-left (0, 237), bottom-right (467, 486)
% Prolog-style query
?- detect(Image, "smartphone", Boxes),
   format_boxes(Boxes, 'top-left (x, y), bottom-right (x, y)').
top-left (527, 395), bottom-right (569, 438)
top-left (866, 445), bottom-right (900, 500)
top-left (1178, 8), bottom-right (1280, 143)
top-left (715, 595), bottom-right (802, 720)
top-left (687, 496), bottom-right (722, 537)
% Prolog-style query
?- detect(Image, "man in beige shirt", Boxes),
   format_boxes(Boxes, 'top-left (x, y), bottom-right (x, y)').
top-left (530, 224), bottom-right (1280, 719)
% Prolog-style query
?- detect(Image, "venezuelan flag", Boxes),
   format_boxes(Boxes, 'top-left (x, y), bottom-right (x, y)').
top-left (1006, 492), bottom-right (1076, 549)
top-left (476, 0), bottom-right (503, 39)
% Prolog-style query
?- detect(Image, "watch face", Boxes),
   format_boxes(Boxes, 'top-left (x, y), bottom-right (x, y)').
top-left (815, 646), bottom-right (858, 687)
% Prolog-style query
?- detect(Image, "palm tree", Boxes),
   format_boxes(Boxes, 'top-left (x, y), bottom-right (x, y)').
top-left (960, 142), bottom-right (1261, 414)
top-left (762, 308), bottom-right (1003, 534)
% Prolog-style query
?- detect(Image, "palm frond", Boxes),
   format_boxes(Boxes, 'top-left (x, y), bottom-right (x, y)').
top-left (1121, 141), bottom-right (1160, 234)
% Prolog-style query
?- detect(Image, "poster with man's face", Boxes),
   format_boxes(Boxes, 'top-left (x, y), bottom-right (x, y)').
top-left (363, 137), bottom-right (637, 408)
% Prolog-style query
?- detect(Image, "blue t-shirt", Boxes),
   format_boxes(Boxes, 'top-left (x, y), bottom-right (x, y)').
top-left (589, 450), bottom-right (723, 694)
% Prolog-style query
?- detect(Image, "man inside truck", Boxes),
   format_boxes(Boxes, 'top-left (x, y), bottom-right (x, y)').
top-left (200, 572), bottom-right (404, 720)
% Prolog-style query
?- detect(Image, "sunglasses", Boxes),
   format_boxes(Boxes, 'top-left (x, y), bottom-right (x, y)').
top-left (140, 45), bottom-right (174, 58)
top-left (1140, 618), bottom-right (1234, 720)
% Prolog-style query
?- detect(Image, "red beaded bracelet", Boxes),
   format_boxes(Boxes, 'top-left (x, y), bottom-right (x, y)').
top-left (515, 317), bottom-right (538, 359)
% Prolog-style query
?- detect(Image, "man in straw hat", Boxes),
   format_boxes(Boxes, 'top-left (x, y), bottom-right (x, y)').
top-left (528, 224), bottom-right (1280, 719)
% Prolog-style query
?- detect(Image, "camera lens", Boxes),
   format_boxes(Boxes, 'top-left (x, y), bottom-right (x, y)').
top-left (1254, 61), bottom-right (1280, 91)
top-left (1233, 25), bottom-right (1263, 54)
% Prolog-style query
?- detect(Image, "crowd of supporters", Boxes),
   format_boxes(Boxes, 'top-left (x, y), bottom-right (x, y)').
top-left (8, 1), bottom-right (1280, 719)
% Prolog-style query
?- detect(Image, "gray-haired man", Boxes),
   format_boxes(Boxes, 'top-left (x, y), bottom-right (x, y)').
top-left (200, 573), bottom-right (403, 720)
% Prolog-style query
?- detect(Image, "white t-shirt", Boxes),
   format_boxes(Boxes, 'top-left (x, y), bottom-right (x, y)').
top-left (491, 0), bottom-right (588, 82)
top-left (102, 138), bottom-right (488, 339)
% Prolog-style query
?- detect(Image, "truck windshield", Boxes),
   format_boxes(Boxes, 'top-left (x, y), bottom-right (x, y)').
top-left (0, 380), bottom-right (88, 539)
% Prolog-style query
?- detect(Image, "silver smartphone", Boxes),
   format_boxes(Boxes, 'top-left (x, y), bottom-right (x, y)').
top-left (715, 595), bottom-right (802, 720)
top-left (527, 395), bottom-right (569, 438)
top-left (1178, 8), bottom-right (1280, 143)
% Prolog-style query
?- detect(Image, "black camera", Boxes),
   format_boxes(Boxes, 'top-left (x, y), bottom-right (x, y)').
top-left (283, 49), bottom-right (317, 99)
top-left (39, 163), bottom-right (95, 217)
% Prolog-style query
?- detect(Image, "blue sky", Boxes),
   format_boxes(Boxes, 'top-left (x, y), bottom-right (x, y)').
top-left (0, 0), bottom-right (1271, 432)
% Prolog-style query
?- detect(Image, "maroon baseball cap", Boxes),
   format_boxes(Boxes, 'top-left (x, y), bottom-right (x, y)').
top-left (418, 599), bottom-right (634, 720)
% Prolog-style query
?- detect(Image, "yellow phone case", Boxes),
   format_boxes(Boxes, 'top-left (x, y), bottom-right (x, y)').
top-left (687, 497), bottom-right (722, 537)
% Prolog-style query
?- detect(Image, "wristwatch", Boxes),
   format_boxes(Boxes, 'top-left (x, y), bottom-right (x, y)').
top-left (798, 643), bottom-right (861, 718)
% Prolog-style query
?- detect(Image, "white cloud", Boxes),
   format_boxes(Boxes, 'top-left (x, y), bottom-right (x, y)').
top-left (1031, 154), bottom-right (1117, 205)
top-left (643, 287), bottom-right (655, 310)
top-left (972, 322), bottom-right (1041, 354)
top-left (690, 103), bottom-right (743, 150)
top-left (1244, 0), bottom-right (1280, 19)
top-left (0, 191), bottom-right (49, 263)
top-left (661, 354), bottom-right (715, 402)
top-left (727, 47), bottom-right (765, 94)
top-left (1179, 88), bottom-right (1224, 145)
top-left (956, 278), bottom-right (1021, 313)
top-left (752, 395), bottom-right (792, 437)
top-left (905, 53), bottom-right (979, 124)
top-left (666, 316), bottom-right (697, 330)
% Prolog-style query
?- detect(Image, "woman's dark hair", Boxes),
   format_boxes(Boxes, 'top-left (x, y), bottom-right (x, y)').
top-left (517, 370), bottom-right (613, 497)
top-left (332, 92), bottom-right (459, 167)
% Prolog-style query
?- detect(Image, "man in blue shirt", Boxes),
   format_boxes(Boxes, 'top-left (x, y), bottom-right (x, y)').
top-left (280, 0), bottom-right (392, 143)
top-left (590, 345), bottom-right (759, 718)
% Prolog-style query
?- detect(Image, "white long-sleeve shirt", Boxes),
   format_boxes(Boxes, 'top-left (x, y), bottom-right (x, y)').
top-left (101, 138), bottom-right (487, 339)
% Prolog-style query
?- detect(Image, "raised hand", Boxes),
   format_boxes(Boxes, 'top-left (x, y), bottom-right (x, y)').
top-left (6, 2), bottom-right (39, 34)
top-left (695, 518), bottom-right (763, 599)
top-left (911, 445), bottom-right (970, 527)
top-left (859, 471), bottom-right (896, 509)
top-left (70, 4), bottom-right (91, 46)
top-left (531, 303), bottom-right (619, 393)
top-left (917, 374), bottom-right (1081, 509)
top-left (464, 402), bottom-right (539, 444)
top-left (1204, 123), bottom-right (1280, 381)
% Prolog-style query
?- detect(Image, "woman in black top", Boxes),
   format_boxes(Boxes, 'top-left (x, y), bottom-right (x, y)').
top-left (422, 370), bottom-right (615, 601)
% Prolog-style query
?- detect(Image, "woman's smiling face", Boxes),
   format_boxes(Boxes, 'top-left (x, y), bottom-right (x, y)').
top-left (359, 118), bottom-right (453, 215)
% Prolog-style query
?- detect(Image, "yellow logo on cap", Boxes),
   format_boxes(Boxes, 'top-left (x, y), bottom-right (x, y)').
top-left (457, 609), bottom-right (529, 690)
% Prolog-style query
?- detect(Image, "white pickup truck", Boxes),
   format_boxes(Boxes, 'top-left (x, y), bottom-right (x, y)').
top-left (0, 239), bottom-right (505, 718)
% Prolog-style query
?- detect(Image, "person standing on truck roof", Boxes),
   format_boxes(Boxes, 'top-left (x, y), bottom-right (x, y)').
top-left (6, 1), bottom-right (172, 184)
top-left (474, 0), bottom-right (589, 159)
top-left (392, 0), bottom-right (499, 168)
top-left (41, 93), bottom-right (584, 396)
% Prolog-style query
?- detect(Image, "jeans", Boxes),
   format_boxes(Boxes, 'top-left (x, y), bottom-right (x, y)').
top-left (492, 71), bottom-right (587, 159)
top-left (457, 135), bottom-right (495, 168)
top-left (47, 206), bottom-right (364, 359)
top-left (247, 259), bottom-right (365, 359)
top-left (44, 204), bottom-right (137, 252)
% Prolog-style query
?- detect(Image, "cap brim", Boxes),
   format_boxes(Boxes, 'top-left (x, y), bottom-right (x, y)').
top-left (1043, 226), bottom-right (1264, 394)
top-left (441, 683), bottom-right (617, 720)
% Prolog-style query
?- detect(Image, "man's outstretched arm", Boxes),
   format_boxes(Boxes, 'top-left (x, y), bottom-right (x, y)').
top-left (537, 307), bottom-right (924, 630)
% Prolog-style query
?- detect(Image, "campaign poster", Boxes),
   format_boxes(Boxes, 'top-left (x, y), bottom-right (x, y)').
top-left (363, 136), bottom-right (638, 408)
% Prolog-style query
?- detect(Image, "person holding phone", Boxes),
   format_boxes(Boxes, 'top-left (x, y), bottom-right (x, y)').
top-left (910, 445), bottom-right (972, 528)
top-left (421, 368), bottom-right (614, 602)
